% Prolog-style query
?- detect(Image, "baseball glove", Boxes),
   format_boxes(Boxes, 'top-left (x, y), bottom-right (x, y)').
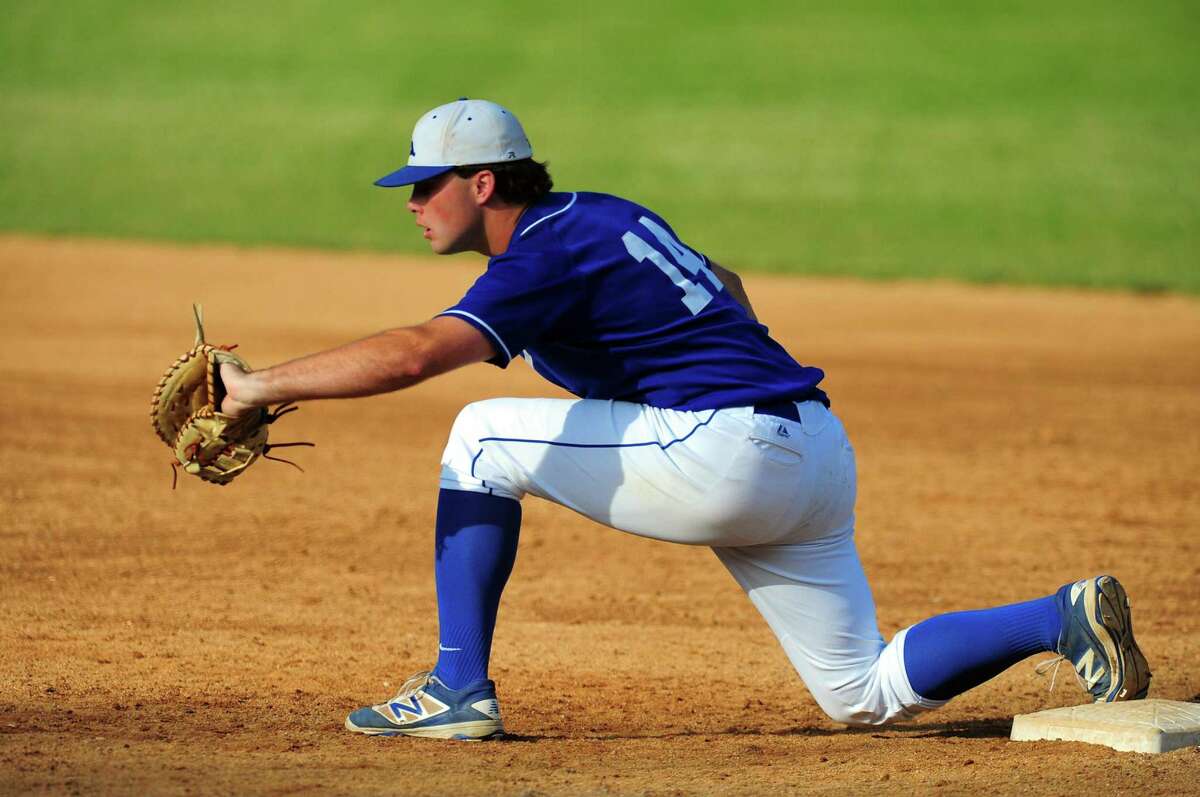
top-left (150, 305), bottom-right (311, 487)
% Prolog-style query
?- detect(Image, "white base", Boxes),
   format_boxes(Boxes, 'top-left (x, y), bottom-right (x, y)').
top-left (1011, 699), bottom-right (1200, 754)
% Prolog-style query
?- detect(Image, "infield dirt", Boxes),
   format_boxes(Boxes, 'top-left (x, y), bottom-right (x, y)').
top-left (1, 235), bottom-right (1198, 795)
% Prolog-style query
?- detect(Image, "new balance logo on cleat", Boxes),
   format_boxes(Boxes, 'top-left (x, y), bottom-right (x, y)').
top-left (471, 699), bottom-right (501, 720)
top-left (1073, 647), bottom-right (1106, 690)
top-left (382, 691), bottom-right (449, 724)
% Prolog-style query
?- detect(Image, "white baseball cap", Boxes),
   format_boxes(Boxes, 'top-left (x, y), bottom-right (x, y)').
top-left (375, 98), bottom-right (533, 187)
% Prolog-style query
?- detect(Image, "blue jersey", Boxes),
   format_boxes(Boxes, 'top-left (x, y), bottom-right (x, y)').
top-left (439, 191), bottom-right (827, 411)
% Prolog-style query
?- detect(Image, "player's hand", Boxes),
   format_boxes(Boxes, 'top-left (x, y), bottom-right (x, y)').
top-left (219, 361), bottom-right (258, 417)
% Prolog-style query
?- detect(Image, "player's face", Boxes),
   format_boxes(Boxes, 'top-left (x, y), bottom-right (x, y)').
top-left (407, 172), bottom-right (484, 255)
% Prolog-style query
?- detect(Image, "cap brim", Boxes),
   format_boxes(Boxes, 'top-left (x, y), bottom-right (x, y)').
top-left (374, 164), bottom-right (455, 187)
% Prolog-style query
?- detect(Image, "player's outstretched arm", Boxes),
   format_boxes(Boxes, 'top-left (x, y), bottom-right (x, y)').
top-left (709, 261), bottom-right (758, 322)
top-left (218, 316), bottom-right (495, 414)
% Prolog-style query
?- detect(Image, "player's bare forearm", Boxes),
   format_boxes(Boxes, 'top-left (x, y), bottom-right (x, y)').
top-left (221, 316), bottom-right (494, 411)
top-left (226, 332), bottom-right (428, 406)
top-left (710, 261), bottom-right (757, 321)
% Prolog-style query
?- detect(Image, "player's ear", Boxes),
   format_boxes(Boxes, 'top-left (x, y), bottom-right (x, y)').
top-left (472, 170), bottom-right (497, 206)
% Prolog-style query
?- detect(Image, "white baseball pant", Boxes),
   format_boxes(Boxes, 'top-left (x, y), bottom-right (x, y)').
top-left (440, 397), bottom-right (944, 724)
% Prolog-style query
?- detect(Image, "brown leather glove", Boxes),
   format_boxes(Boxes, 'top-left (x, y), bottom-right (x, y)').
top-left (150, 305), bottom-right (309, 486)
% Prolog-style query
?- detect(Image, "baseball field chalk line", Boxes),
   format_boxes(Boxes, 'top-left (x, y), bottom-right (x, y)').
top-left (1010, 699), bottom-right (1200, 754)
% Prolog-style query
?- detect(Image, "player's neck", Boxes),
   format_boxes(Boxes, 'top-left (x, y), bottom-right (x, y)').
top-left (479, 202), bottom-right (529, 257)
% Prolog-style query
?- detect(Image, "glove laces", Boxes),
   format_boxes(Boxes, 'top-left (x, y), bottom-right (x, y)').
top-left (168, 400), bottom-right (315, 488)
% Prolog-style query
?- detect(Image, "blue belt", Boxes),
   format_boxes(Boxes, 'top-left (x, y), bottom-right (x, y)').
top-left (752, 400), bottom-right (802, 423)
top-left (752, 389), bottom-right (830, 423)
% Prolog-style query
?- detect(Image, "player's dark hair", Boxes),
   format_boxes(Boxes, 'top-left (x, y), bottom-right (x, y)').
top-left (453, 159), bottom-right (554, 205)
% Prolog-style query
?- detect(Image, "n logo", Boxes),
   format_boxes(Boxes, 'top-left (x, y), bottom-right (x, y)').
top-left (380, 691), bottom-right (448, 724)
top-left (388, 696), bottom-right (425, 720)
top-left (1074, 648), bottom-right (1106, 689)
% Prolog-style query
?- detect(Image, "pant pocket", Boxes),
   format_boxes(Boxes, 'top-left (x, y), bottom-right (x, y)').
top-left (748, 414), bottom-right (806, 459)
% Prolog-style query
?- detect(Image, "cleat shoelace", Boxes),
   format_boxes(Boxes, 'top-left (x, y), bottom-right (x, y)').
top-left (1033, 655), bottom-right (1091, 695)
top-left (384, 671), bottom-right (434, 705)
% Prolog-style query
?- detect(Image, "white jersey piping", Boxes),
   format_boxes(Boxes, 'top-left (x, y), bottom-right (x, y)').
top-left (439, 310), bottom-right (513, 363)
top-left (519, 192), bottom-right (578, 238)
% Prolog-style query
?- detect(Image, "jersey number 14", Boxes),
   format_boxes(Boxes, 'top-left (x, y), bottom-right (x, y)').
top-left (622, 217), bottom-right (725, 315)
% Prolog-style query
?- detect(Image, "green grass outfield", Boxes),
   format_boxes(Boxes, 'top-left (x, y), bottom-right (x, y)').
top-left (2, 1), bottom-right (1197, 292)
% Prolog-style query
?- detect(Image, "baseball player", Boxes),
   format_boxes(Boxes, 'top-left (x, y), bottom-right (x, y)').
top-left (219, 99), bottom-right (1151, 740)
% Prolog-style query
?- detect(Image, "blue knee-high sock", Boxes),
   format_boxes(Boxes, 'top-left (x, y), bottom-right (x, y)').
top-left (902, 592), bottom-right (1063, 701)
top-left (431, 489), bottom-right (521, 690)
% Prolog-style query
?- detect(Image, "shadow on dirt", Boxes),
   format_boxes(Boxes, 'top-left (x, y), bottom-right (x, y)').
top-left (494, 717), bottom-right (1013, 743)
top-left (887, 717), bottom-right (1013, 739)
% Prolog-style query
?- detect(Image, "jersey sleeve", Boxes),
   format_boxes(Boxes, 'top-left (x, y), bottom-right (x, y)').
top-left (438, 248), bottom-right (583, 368)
